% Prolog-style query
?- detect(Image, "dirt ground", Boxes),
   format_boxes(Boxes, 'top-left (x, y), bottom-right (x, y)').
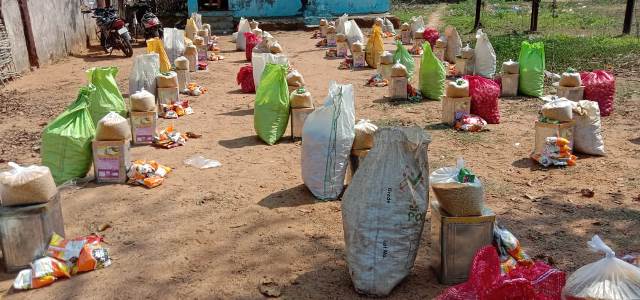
top-left (0, 28), bottom-right (639, 299)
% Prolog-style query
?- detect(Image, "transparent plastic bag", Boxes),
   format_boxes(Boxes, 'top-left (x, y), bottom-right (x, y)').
top-left (129, 53), bottom-right (160, 97)
top-left (430, 158), bottom-right (484, 216)
top-left (184, 156), bottom-right (221, 169)
top-left (163, 28), bottom-right (185, 67)
top-left (562, 235), bottom-right (640, 300)
top-left (236, 18), bottom-right (251, 50)
top-left (0, 162), bottom-right (57, 206)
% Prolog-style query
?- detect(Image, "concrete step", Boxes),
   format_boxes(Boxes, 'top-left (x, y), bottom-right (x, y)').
top-left (202, 16), bottom-right (235, 33)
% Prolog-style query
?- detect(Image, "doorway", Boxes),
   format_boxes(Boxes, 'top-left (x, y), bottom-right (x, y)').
top-left (199, 0), bottom-right (229, 11)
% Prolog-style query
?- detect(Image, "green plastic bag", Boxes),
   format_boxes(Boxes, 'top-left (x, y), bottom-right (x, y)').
top-left (419, 43), bottom-right (445, 100)
top-left (254, 63), bottom-right (289, 145)
top-left (86, 67), bottom-right (127, 126)
top-left (518, 41), bottom-right (545, 97)
top-left (42, 88), bottom-right (96, 185)
top-left (393, 40), bottom-right (415, 79)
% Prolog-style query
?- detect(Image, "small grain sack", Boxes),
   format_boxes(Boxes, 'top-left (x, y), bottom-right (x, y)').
top-left (352, 120), bottom-right (378, 150)
top-left (130, 89), bottom-right (156, 112)
top-left (290, 87), bottom-right (313, 108)
top-left (380, 51), bottom-right (394, 65)
top-left (174, 56), bottom-right (189, 70)
top-left (391, 62), bottom-right (408, 77)
top-left (96, 112), bottom-right (132, 141)
top-left (445, 79), bottom-right (470, 98)
top-left (157, 72), bottom-right (178, 88)
top-left (0, 162), bottom-right (58, 206)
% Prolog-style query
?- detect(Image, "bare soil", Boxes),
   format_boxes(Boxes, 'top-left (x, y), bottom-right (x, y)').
top-left (0, 30), bottom-right (639, 299)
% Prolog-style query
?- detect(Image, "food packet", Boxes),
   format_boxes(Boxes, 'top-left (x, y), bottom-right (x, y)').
top-left (493, 225), bottom-right (532, 274)
top-left (47, 233), bottom-right (111, 274)
top-left (13, 257), bottom-right (70, 290)
top-left (563, 235), bottom-right (640, 300)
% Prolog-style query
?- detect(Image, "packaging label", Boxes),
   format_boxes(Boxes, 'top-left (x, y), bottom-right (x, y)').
top-left (327, 33), bottom-right (337, 47)
top-left (337, 42), bottom-right (348, 57)
top-left (353, 52), bottom-right (366, 68)
top-left (131, 113), bottom-right (156, 143)
top-left (95, 145), bottom-right (123, 179)
top-left (390, 77), bottom-right (408, 99)
top-left (401, 31), bottom-right (411, 45)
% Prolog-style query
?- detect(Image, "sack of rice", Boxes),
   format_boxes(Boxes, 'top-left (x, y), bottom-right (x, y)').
top-left (391, 62), bottom-right (408, 77)
top-left (130, 89), bottom-right (156, 112)
top-left (351, 41), bottom-right (364, 53)
top-left (287, 70), bottom-right (306, 87)
top-left (502, 59), bottom-right (519, 74)
top-left (430, 159), bottom-right (484, 216)
top-left (319, 19), bottom-right (328, 26)
top-left (435, 37), bottom-right (447, 48)
top-left (400, 23), bottom-right (410, 31)
top-left (559, 68), bottom-right (582, 87)
top-left (249, 19), bottom-right (259, 30)
top-left (461, 44), bottom-right (474, 59)
top-left (352, 119), bottom-right (377, 150)
top-left (380, 51), bottom-right (394, 65)
top-left (445, 78), bottom-right (470, 98)
top-left (252, 28), bottom-right (263, 36)
top-left (96, 112), bottom-right (132, 141)
top-left (0, 162), bottom-right (57, 206)
top-left (197, 29), bottom-right (208, 38)
top-left (174, 56), bottom-right (189, 70)
top-left (336, 33), bottom-right (347, 42)
top-left (157, 71), bottom-right (178, 88)
top-left (327, 25), bottom-right (337, 34)
top-left (270, 42), bottom-right (283, 54)
top-left (290, 87), bottom-right (313, 108)
top-left (413, 30), bottom-right (425, 39)
top-left (541, 97), bottom-right (573, 122)
top-left (203, 24), bottom-right (211, 33)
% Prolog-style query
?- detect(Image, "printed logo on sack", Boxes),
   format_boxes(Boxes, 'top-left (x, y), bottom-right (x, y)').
top-left (386, 187), bottom-right (392, 203)
top-left (382, 240), bottom-right (389, 258)
top-left (408, 206), bottom-right (425, 223)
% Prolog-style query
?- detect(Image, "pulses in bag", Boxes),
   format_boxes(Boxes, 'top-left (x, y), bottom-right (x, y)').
top-left (301, 82), bottom-right (355, 200)
top-left (86, 67), bottom-right (128, 126)
top-left (343, 127), bottom-right (430, 296)
top-left (419, 43), bottom-right (446, 100)
top-left (254, 64), bottom-right (289, 145)
top-left (518, 41), bottom-right (545, 97)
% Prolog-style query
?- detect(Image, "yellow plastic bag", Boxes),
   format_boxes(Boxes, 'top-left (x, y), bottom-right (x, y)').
top-left (365, 25), bottom-right (384, 69)
top-left (186, 18), bottom-right (198, 40)
top-left (146, 38), bottom-right (171, 72)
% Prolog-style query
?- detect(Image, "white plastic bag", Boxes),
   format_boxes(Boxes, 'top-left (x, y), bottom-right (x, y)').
top-left (236, 18), bottom-right (251, 50)
top-left (184, 156), bottom-right (222, 169)
top-left (430, 158), bottom-right (481, 185)
top-left (410, 16), bottom-right (425, 36)
top-left (191, 13), bottom-right (202, 29)
top-left (474, 29), bottom-right (497, 78)
top-left (383, 17), bottom-right (396, 35)
top-left (129, 53), bottom-right (160, 97)
top-left (342, 127), bottom-right (430, 296)
top-left (572, 100), bottom-right (606, 156)
top-left (251, 53), bottom-right (288, 90)
top-left (301, 81), bottom-right (355, 200)
top-left (163, 28), bottom-right (185, 67)
top-left (0, 162), bottom-right (57, 206)
top-left (344, 20), bottom-right (364, 47)
top-left (562, 235), bottom-right (640, 300)
top-left (336, 14), bottom-right (349, 35)
top-left (444, 26), bottom-right (462, 63)
top-left (232, 32), bottom-right (238, 43)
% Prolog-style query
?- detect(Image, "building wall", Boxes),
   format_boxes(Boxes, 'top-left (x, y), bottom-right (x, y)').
top-left (324, 0), bottom-right (390, 15)
top-left (2, 0), bottom-right (96, 73)
top-left (188, 0), bottom-right (390, 18)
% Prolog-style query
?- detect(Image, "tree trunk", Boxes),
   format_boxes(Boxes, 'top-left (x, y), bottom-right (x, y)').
top-left (473, 0), bottom-right (482, 30)
top-left (530, 0), bottom-right (540, 32)
top-left (623, 0), bottom-right (636, 34)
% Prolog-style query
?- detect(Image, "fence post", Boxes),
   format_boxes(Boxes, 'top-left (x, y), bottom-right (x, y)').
top-left (17, 0), bottom-right (39, 68)
top-left (623, 0), bottom-right (636, 34)
top-left (530, 0), bottom-right (540, 32)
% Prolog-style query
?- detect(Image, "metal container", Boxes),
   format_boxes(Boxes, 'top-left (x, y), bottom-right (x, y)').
top-left (431, 200), bottom-right (495, 284)
top-left (0, 193), bottom-right (64, 272)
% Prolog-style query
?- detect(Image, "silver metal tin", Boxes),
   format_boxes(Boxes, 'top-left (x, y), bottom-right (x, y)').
top-left (431, 200), bottom-right (495, 284)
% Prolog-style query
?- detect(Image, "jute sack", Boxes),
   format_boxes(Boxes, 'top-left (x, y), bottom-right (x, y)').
top-left (0, 162), bottom-right (57, 206)
top-left (96, 112), bottom-right (132, 141)
top-left (130, 89), bottom-right (156, 112)
top-left (380, 51), bottom-right (394, 65)
top-left (391, 62), bottom-right (408, 77)
top-left (559, 71), bottom-right (582, 87)
top-left (502, 59), bottom-right (519, 74)
top-left (174, 56), bottom-right (189, 70)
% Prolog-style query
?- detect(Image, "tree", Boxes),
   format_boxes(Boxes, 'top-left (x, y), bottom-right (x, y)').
top-left (623, 0), bottom-right (636, 34)
top-left (473, 0), bottom-right (482, 30)
top-left (530, 0), bottom-right (540, 32)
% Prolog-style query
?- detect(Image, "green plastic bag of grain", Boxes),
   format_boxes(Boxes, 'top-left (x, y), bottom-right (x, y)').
top-left (254, 63), bottom-right (289, 145)
top-left (518, 41), bottom-right (545, 97)
top-left (42, 88), bottom-right (96, 185)
top-left (419, 43), bottom-right (445, 100)
top-left (86, 67), bottom-right (127, 126)
top-left (393, 40), bottom-right (415, 79)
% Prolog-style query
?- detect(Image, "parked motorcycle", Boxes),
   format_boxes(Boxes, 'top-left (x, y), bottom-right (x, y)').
top-left (93, 7), bottom-right (134, 57)
top-left (126, 0), bottom-right (162, 41)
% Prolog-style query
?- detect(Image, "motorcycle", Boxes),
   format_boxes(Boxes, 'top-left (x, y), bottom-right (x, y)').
top-left (93, 7), bottom-right (134, 57)
top-left (141, 10), bottom-right (163, 39)
top-left (126, 0), bottom-right (162, 41)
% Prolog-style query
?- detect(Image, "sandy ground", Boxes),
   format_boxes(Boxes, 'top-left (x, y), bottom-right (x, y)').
top-left (0, 29), bottom-right (639, 299)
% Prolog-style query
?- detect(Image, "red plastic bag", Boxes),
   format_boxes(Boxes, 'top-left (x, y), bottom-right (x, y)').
top-left (464, 75), bottom-right (501, 124)
top-left (244, 32), bottom-right (261, 62)
top-left (423, 27), bottom-right (440, 49)
top-left (236, 65), bottom-right (255, 93)
top-left (436, 246), bottom-right (566, 300)
top-left (580, 70), bottom-right (615, 117)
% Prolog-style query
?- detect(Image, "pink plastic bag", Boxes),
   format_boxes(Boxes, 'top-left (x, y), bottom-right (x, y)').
top-left (244, 32), bottom-right (261, 62)
top-left (423, 27), bottom-right (440, 49)
top-left (236, 65), bottom-right (255, 93)
top-left (436, 246), bottom-right (566, 300)
top-left (580, 70), bottom-right (615, 117)
top-left (464, 75), bottom-right (501, 124)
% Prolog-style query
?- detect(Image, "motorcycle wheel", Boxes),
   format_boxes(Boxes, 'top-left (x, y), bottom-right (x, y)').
top-left (122, 38), bottom-right (134, 57)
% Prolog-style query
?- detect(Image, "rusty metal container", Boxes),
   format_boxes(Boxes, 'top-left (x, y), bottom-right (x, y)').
top-left (0, 193), bottom-right (64, 272)
top-left (430, 200), bottom-right (495, 284)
